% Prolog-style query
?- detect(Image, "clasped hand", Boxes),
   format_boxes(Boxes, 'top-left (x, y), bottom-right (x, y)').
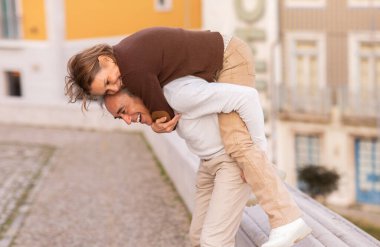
top-left (151, 114), bottom-right (181, 133)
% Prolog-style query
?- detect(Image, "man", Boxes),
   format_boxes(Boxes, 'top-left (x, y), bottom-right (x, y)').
top-left (104, 76), bottom-right (312, 247)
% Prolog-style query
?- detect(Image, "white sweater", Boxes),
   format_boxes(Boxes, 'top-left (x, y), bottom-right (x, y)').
top-left (163, 76), bottom-right (267, 160)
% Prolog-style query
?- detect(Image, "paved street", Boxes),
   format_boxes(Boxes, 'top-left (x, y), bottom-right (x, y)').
top-left (0, 125), bottom-right (191, 247)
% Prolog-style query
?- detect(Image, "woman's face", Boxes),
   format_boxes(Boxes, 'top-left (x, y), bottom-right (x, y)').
top-left (90, 55), bottom-right (122, 96)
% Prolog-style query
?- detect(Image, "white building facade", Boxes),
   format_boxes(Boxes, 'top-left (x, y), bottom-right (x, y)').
top-left (202, 0), bottom-right (380, 207)
top-left (1, 0), bottom-right (379, 208)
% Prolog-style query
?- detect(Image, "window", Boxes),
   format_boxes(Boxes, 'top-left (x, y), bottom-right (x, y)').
top-left (295, 40), bottom-right (319, 95)
top-left (349, 34), bottom-right (380, 102)
top-left (295, 134), bottom-right (321, 190)
top-left (295, 134), bottom-right (320, 168)
top-left (0, 0), bottom-right (21, 39)
top-left (285, 0), bottom-right (326, 8)
top-left (155, 0), bottom-right (172, 12)
top-left (355, 138), bottom-right (380, 204)
top-left (358, 42), bottom-right (380, 99)
top-left (5, 70), bottom-right (22, 97)
top-left (287, 32), bottom-right (326, 92)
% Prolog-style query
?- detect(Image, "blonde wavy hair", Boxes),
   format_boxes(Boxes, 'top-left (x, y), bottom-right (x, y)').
top-left (65, 44), bottom-right (116, 111)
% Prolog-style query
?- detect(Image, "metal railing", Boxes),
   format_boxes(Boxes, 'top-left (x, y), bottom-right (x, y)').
top-left (339, 85), bottom-right (380, 119)
top-left (275, 84), bottom-right (333, 116)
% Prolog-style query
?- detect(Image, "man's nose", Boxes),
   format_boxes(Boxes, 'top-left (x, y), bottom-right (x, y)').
top-left (122, 115), bottom-right (132, 125)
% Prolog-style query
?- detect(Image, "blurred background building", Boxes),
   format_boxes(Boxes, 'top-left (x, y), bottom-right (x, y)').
top-left (0, 0), bottom-right (379, 207)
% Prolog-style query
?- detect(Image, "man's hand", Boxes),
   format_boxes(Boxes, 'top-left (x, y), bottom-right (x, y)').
top-left (151, 114), bottom-right (181, 133)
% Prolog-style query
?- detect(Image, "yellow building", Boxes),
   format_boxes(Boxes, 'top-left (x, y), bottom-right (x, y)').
top-left (2, 0), bottom-right (201, 40)
top-left (0, 0), bottom-right (201, 99)
top-left (65, 0), bottom-right (201, 39)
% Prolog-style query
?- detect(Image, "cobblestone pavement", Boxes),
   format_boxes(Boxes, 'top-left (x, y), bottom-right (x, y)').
top-left (0, 125), bottom-right (191, 247)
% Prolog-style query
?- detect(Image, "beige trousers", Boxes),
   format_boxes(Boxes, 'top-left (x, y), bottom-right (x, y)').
top-left (216, 37), bottom-right (302, 227)
top-left (188, 37), bottom-right (302, 247)
top-left (189, 154), bottom-right (250, 247)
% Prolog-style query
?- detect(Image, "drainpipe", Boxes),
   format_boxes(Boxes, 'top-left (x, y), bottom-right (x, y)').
top-left (372, 1), bottom-right (380, 140)
top-left (269, 0), bottom-right (280, 165)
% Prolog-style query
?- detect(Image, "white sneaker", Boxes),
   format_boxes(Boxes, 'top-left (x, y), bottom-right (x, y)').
top-left (261, 218), bottom-right (312, 247)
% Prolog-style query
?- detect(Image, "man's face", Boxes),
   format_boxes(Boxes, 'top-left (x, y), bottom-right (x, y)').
top-left (104, 91), bottom-right (153, 126)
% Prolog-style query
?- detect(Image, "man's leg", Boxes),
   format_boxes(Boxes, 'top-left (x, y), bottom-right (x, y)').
top-left (200, 154), bottom-right (250, 247)
top-left (216, 37), bottom-right (302, 228)
top-left (189, 162), bottom-right (215, 247)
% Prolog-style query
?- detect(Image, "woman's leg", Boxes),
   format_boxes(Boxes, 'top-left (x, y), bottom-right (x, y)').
top-left (216, 37), bottom-right (302, 228)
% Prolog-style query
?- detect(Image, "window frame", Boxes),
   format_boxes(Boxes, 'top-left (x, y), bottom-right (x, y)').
top-left (295, 134), bottom-right (321, 168)
top-left (348, 32), bottom-right (380, 93)
top-left (285, 32), bottom-right (326, 89)
top-left (0, 0), bottom-right (23, 39)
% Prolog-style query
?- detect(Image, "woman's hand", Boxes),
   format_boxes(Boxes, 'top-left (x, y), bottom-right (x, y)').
top-left (151, 114), bottom-right (181, 133)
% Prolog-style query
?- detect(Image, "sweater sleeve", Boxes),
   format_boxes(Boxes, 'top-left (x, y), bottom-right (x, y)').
top-left (125, 73), bottom-right (175, 121)
top-left (164, 76), bottom-right (267, 151)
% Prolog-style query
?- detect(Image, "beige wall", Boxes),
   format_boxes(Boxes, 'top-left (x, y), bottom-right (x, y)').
top-left (280, 0), bottom-right (380, 86)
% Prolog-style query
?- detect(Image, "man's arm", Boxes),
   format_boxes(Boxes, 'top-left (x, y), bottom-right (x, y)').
top-left (164, 76), bottom-right (267, 152)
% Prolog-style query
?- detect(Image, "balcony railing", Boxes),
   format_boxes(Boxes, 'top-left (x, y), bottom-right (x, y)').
top-left (274, 84), bottom-right (333, 121)
top-left (339, 86), bottom-right (380, 125)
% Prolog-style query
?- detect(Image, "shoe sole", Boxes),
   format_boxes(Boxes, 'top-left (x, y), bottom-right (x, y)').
top-left (293, 226), bottom-right (312, 245)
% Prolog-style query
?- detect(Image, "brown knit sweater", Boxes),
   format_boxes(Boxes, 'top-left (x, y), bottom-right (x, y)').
top-left (112, 27), bottom-right (224, 120)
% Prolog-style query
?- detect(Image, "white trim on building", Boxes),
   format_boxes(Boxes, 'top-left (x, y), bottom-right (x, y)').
top-left (348, 0), bottom-right (380, 8)
top-left (284, 0), bottom-right (326, 9)
top-left (14, 0), bottom-right (23, 38)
